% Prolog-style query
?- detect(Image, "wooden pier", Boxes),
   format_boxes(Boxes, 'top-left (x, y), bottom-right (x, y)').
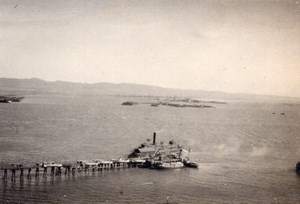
top-left (1, 160), bottom-right (145, 181)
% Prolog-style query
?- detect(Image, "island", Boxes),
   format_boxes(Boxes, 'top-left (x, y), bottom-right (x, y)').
top-left (0, 96), bottom-right (24, 103)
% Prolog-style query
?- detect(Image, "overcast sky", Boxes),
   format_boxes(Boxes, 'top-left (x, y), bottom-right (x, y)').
top-left (0, 0), bottom-right (300, 97)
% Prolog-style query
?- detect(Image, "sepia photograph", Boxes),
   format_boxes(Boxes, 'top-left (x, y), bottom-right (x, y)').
top-left (0, 0), bottom-right (300, 203)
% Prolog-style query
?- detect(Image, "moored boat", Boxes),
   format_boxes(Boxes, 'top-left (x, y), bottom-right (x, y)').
top-left (183, 160), bottom-right (198, 168)
top-left (159, 161), bottom-right (185, 169)
top-left (127, 132), bottom-right (196, 170)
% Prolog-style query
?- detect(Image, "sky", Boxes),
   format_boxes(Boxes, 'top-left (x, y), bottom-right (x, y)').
top-left (0, 0), bottom-right (300, 97)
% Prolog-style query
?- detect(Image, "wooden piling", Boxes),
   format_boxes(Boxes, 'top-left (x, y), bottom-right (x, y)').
top-left (27, 168), bottom-right (31, 179)
top-left (72, 167), bottom-right (75, 175)
top-left (3, 169), bottom-right (7, 180)
top-left (20, 168), bottom-right (24, 178)
top-left (11, 169), bottom-right (16, 181)
top-left (0, 158), bottom-right (141, 181)
top-left (55, 167), bottom-right (61, 175)
top-left (36, 167), bottom-right (39, 177)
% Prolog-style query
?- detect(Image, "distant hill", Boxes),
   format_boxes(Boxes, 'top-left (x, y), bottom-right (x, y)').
top-left (0, 77), bottom-right (298, 103)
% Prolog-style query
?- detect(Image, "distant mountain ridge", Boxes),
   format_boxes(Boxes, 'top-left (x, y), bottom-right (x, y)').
top-left (0, 77), bottom-right (298, 102)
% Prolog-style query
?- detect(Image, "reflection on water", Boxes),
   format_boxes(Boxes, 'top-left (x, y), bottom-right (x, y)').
top-left (1, 166), bottom-right (299, 203)
top-left (1, 168), bottom-right (201, 203)
top-left (1, 95), bottom-right (300, 203)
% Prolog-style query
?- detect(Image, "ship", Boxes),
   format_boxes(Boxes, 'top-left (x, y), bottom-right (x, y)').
top-left (128, 132), bottom-right (198, 169)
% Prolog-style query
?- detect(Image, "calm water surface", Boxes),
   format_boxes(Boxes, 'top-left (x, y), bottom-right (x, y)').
top-left (0, 95), bottom-right (300, 203)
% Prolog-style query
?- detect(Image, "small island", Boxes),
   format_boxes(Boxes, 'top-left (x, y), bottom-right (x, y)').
top-left (122, 97), bottom-right (227, 108)
top-left (0, 95), bottom-right (24, 103)
top-left (122, 101), bottom-right (139, 106)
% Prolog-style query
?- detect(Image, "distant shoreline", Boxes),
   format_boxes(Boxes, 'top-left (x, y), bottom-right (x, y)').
top-left (0, 77), bottom-right (299, 103)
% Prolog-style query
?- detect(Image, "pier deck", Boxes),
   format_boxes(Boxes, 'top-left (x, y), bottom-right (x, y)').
top-left (0, 160), bottom-right (142, 181)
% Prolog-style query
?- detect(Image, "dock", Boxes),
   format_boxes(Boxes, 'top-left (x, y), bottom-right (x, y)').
top-left (0, 159), bottom-right (144, 181)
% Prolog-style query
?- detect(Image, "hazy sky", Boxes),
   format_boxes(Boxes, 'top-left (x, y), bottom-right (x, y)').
top-left (0, 0), bottom-right (300, 97)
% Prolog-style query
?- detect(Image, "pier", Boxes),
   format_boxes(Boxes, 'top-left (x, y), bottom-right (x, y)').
top-left (0, 159), bottom-right (143, 182)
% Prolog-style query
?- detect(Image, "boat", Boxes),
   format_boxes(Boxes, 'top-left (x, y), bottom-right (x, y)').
top-left (128, 132), bottom-right (188, 160)
top-left (127, 132), bottom-right (195, 170)
top-left (161, 161), bottom-right (184, 169)
top-left (183, 160), bottom-right (198, 168)
top-left (154, 160), bottom-right (185, 169)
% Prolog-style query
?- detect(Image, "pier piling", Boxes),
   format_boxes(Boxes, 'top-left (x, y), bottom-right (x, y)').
top-left (27, 168), bottom-right (31, 179)
top-left (72, 167), bottom-right (75, 175)
top-left (3, 169), bottom-right (7, 180)
top-left (36, 167), bottom-right (39, 177)
top-left (20, 168), bottom-right (24, 178)
top-left (11, 169), bottom-right (16, 181)
top-left (55, 167), bottom-right (61, 176)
